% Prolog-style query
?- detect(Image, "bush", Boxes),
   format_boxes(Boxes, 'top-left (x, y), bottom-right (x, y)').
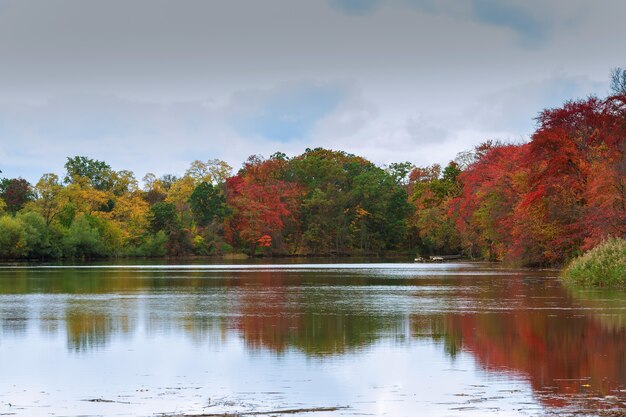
top-left (561, 237), bottom-right (626, 288)
top-left (18, 211), bottom-right (59, 258)
top-left (130, 231), bottom-right (168, 257)
top-left (0, 212), bottom-right (60, 259)
top-left (0, 215), bottom-right (27, 258)
top-left (63, 215), bottom-right (104, 258)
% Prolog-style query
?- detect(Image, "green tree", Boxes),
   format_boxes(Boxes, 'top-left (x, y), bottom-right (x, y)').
top-left (148, 202), bottom-right (179, 233)
top-left (189, 181), bottom-right (228, 227)
top-left (0, 215), bottom-right (27, 258)
top-left (148, 202), bottom-right (191, 255)
top-left (18, 212), bottom-right (58, 258)
top-left (64, 156), bottom-right (115, 191)
top-left (288, 148), bottom-right (410, 254)
top-left (63, 215), bottom-right (122, 258)
top-left (385, 162), bottom-right (414, 187)
top-left (287, 149), bottom-right (356, 253)
top-left (351, 165), bottom-right (412, 251)
top-left (63, 215), bottom-right (104, 258)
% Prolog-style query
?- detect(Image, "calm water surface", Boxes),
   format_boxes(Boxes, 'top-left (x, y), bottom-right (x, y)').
top-left (0, 261), bottom-right (625, 416)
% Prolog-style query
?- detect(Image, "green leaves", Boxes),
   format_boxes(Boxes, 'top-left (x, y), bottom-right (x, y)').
top-left (189, 182), bottom-right (228, 227)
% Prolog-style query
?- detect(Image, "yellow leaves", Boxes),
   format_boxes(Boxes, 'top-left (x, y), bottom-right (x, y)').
top-left (35, 173), bottom-right (62, 197)
top-left (65, 183), bottom-right (112, 217)
top-left (193, 234), bottom-right (204, 247)
top-left (165, 176), bottom-right (195, 208)
top-left (185, 159), bottom-right (232, 185)
top-left (355, 206), bottom-right (370, 218)
top-left (0, 215), bottom-right (28, 257)
top-left (111, 170), bottom-right (139, 195)
top-left (112, 194), bottom-right (149, 222)
top-left (24, 174), bottom-right (63, 224)
top-left (142, 173), bottom-right (167, 195)
top-left (111, 194), bottom-right (150, 243)
top-left (510, 169), bottom-right (530, 194)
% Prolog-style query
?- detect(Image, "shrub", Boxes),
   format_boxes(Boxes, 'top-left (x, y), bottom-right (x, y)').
top-left (135, 231), bottom-right (168, 257)
top-left (561, 237), bottom-right (626, 288)
top-left (0, 215), bottom-right (27, 258)
top-left (18, 211), bottom-right (58, 258)
top-left (0, 212), bottom-right (59, 259)
top-left (63, 215), bottom-right (104, 258)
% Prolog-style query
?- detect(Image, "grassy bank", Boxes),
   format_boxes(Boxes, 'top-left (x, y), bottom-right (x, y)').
top-left (561, 238), bottom-right (626, 288)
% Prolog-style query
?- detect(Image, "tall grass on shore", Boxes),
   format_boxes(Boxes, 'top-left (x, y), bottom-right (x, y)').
top-left (561, 238), bottom-right (626, 288)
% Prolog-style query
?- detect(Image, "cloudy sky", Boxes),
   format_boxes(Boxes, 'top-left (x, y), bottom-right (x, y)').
top-left (0, 0), bottom-right (624, 182)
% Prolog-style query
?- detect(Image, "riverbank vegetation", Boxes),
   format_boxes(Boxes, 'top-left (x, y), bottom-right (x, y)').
top-left (562, 238), bottom-right (626, 288)
top-left (0, 90), bottom-right (624, 266)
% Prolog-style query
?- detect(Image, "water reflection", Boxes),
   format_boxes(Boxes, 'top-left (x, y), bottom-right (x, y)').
top-left (0, 263), bottom-right (624, 415)
top-left (441, 307), bottom-right (626, 408)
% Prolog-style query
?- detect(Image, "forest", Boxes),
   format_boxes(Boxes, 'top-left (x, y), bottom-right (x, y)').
top-left (1, 92), bottom-right (624, 266)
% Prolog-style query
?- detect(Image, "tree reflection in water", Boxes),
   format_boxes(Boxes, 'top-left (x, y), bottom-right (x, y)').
top-left (0, 264), bottom-right (624, 411)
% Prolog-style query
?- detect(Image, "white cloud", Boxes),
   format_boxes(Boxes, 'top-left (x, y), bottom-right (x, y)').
top-left (0, 81), bottom-right (372, 181)
top-left (0, 1), bottom-right (623, 180)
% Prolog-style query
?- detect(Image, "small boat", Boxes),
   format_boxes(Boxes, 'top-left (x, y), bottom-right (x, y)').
top-left (414, 254), bottom-right (462, 263)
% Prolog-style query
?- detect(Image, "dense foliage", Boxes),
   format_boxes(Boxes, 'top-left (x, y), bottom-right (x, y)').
top-left (0, 93), bottom-right (624, 264)
top-left (453, 94), bottom-right (626, 265)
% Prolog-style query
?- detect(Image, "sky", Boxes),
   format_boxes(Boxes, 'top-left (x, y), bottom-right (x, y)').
top-left (0, 0), bottom-right (624, 183)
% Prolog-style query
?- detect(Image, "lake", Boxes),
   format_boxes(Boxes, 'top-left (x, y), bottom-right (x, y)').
top-left (0, 261), bottom-right (624, 416)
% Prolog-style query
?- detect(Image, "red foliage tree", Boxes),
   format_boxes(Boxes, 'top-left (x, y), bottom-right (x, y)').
top-left (0, 178), bottom-right (34, 214)
top-left (451, 94), bottom-right (626, 265)
top-left (451, 143), bottom-right (528, 260)
top-left (225, 156), bottom-right (301, 253)
top-left (514, 95), bottom-right (626, 263)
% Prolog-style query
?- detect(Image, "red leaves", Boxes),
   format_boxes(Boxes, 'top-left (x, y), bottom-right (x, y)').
top-left (257, 234), bottom-right (272, 247)
top-left (449, 143), bottom-right (528, 260)
top-left (225, 158), bottom-right (301, 250)
top-left (450, 94), bottom-right (626, 265)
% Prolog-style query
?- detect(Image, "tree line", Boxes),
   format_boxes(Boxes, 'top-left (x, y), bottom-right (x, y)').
top-left (1, 92), bottom-right (624, 265)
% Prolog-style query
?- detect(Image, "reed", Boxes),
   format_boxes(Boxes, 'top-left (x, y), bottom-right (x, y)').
top-left (561, 237), bottom-right (626, 288)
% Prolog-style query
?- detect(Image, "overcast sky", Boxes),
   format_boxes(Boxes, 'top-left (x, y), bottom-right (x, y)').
top-left (0, 0), bottom-right (624, 182)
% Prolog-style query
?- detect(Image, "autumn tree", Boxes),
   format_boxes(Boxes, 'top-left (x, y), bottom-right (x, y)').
top-left (0, 178), bottom-right (35, 214)
top-left (27, 174), bottom-right (67, 225)
top-left (451, 143), bottom-right (527, 261)
top-left (450, 94), bottom-right (626, 265)
top-left (513, 95), bottom-right (626, 263)
top-left (185, 159), bottom-right (232, 185)
top-left (226, 155), bottom-right (301, 254)
top-left (409, 162), bottom-right (461, 256)
top-left (164, 175), bottom-right (196, 227)
top-left (142, 173), bottom-right (167, 205)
